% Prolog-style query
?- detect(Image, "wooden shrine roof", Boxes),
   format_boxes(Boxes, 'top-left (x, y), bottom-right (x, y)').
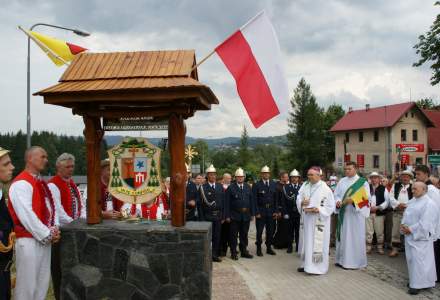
top-left (35, 50), bottom-right (219, 117)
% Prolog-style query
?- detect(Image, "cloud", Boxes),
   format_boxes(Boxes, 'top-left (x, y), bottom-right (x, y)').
top-left (1, 0), bottom-right (440, 138)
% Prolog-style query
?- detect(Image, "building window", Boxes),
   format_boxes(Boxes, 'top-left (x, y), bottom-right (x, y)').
top-left (359, 131), bottom-right (363, 142)
top-left (373, 130), bottom-right (379, 142)
top-left (416, 157), bottom-right (423, 165)
top-left (412, 129), bottom-right (418, 141)
top-left (345, 132), bottom-right (349, 143)
top-left (405, 113), bottom-right (408, 118)
top-left (373, 155), bottom-right (380, 168)
top-left (411, 112), bottom-right (415, 118)
top-left (401, 129), bottom-right (407, 142)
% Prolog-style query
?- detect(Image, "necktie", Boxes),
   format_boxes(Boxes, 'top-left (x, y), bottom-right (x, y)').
top-left (266, 181), bottom-right (269, 187)
top-left (240, 185), bottom-right (243, 191)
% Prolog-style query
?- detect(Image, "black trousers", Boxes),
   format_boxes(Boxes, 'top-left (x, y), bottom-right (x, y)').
top-left (434, 239), bottom-right (440, 282)
top-left (51, 242), bottom-right (61, 300)
top-left (0, 271), bottom-right (11, 300)
top-left (288, 216), bottom-right (301, 251)
top-left (256, 215), bottom-right (274, 247)
top-left (230, 219), bottom-right (250, 254)
top-left (211, 220), bottom-right (222, 258)
top-left (220, 222), bottom-right (231, 254)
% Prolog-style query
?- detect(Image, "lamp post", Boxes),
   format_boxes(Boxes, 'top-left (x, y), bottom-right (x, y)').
top-left (26, 23), bottom-right (90, 148)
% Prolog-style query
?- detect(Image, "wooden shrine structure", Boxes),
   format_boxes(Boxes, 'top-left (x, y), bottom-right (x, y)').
top-left (36, 50), bottom-right (219, 226)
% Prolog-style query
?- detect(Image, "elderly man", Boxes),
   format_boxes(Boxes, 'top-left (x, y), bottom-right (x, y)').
top-left (199, 165), bottom-right (225, 262)
top-left (401, 182), bottom-right (437, 295)
top-left (253, 165), bottom-right (278, 256)
top-left (297, 167), bottom-right (335, 275)
top-left (389, 170), bottom-right (413, 257)
top-left (0, 147), bottom-right (14, 300)
top-left (366, 172), bottom-right (389, 255)
top-left (220, 172), bottom-right (232, 257)
top-left (225, 168), bottom-right (254, 260)
top-left (334, 161), bottom-right (370, 269)
top-left (8, 146), bottom-right (60, 300)
top-left (414, 165), bottom-right (440, 282)
top-left (48, 153), bottom-right (84, 300)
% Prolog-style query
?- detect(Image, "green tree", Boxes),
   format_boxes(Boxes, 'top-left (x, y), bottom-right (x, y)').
top-left (416, 98), bottom-right (439, 110)
top-left (190, 139), bottom-right (209, 172)
top-left (414, 2), bottom-right (440, 85)
top-left (238, 125), bottom-right (250, 167)
top-left (322, 104), bottom-right (345, 166)
top-left (287, 78), bottom-right (325, 174)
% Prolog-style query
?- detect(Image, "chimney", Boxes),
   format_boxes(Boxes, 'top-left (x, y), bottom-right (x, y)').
top-left (366, 104), bottom-right (370, 111)
top-left (348, 107), bottom-right (353, 113)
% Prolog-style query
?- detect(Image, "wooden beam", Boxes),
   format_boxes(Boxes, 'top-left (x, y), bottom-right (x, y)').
top-left (73, 106), bottom-right (195, 118)
top-left (168, 114), bottom-right (186, 227)
top-left (83, 116), bottom-right (104, 224)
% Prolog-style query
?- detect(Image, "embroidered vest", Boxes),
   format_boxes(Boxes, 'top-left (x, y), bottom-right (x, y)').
top-left (49, 175), bottom-right (81, 219)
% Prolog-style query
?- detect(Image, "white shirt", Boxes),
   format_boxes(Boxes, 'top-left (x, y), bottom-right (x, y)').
top-left (389, 183), bottom-right (411, 209)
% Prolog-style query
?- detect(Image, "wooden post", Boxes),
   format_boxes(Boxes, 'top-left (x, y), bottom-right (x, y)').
top-left (169, 114), bottom-right (186, 227)
top-left (83, 116), bottom-right (104, 224)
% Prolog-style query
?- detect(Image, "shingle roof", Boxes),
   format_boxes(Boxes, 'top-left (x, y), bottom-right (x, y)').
top-left (330, 102), bottom-right (418, 132)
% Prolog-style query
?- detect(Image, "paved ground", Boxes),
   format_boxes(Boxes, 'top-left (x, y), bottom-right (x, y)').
top-left (211, 222), bottom-right (440, 300)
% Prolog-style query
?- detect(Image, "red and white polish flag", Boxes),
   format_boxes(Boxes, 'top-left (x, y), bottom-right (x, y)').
top-left (215, 11), bottom-right (289, 128)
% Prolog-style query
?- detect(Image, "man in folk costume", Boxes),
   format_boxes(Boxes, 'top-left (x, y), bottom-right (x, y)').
top-left (296, 167), bottom-right (335, 274)
top-left (100, 159), bottom-right (123, 219)
top-left (0, 147), bottom-right (15, 300)
top-left (281, 169), bottom-right (302, 253)
top-left (401, 182), bottom-right (438, 295)
top-left (388, 170), bottom-right (413, 257)
top-left (253, 165), bottom-right (278, 256)
top-left (48, 153), bottom-right (84, 300)
top-left (8, 146), bottom-right (60, 300)
top-left (220, 172), bottom-right (232, 257)
top-left (225, 168), bottom-right (255, 260)
top-left (185, 164), bottom-right (199, 221)
top-left (414, 165), bottom-right (440, 281)
top-left (334, 161), bottom-right (370, 269)
top-left (365, 172), bottom-right (389, 255)
top-left (199, 165), bottom-right (225, 262)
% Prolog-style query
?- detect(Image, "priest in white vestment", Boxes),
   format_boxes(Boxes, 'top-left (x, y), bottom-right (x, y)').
top-left (401, 182), bottom-right (437, 295)
top-left (296, 167), bottom-right (335, 274)
top-left (334, 162), bottom-right (370, 269)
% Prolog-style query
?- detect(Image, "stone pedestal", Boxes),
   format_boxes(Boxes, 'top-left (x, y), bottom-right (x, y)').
top-left (60, 219), bottom-right (212, 300)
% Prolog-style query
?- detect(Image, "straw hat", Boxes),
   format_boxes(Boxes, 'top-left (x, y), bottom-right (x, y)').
top-left (0, 147), bottom-right (10, 159)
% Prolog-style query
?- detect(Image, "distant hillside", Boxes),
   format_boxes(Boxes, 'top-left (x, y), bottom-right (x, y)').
top-left (104, 135), bottom-right (287, 148)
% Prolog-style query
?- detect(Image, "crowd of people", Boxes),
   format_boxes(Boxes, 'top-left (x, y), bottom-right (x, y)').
top-left (0, 145), bottom-right (440, 299)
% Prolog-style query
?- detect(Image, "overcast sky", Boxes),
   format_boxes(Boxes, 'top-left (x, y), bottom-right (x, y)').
top-left (1, 0), bottom-right (439, 138)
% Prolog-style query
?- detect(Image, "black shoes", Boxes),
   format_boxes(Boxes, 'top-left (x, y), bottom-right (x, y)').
top-left (256, 246), bottom-right (263, 257)
top-left (408, 288), bottom-right (419, 295)
top-left (266, 247), bottom-right (276, 255)
top-left (297, 267), bottom-right (305, 272)
top-left (231, 253), bottom-right (239, 260)
top-left (287, 246), bottom-right (293, 253)
top-left (241, 251), bottom-right (253, 259)
top-left (212, 256), bottom-right (222, 262)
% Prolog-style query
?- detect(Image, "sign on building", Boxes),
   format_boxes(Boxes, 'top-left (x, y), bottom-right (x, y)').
top-left (428, 155), bottom-right (440, 165)
top-left (395, 144), bottom-right (424, 152)
top-left (357, 154), bottom-right (365, 168)
top-left (103, 116), bottom-right (168, 131)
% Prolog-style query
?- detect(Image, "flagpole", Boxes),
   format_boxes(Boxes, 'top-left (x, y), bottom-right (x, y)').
top-left (188, 49), bottom-right (216, 76)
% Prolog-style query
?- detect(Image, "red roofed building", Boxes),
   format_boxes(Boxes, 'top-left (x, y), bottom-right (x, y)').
top-left (330, 102), bottom-right (434, 175)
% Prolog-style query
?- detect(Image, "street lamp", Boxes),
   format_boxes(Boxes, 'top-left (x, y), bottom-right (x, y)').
top-left (26, 23), bottom-right (90, 148)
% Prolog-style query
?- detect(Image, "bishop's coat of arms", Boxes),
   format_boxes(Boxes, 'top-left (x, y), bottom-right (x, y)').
top-left (108, 137), bottom-right (162, 204)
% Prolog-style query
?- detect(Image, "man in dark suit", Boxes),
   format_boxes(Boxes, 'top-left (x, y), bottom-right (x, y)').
top-left (185, 164), bottom-right (199, 221)
top-left (199, 165), bottom-right (226, 262)
top-left (0, 147), bottom-right (14, 300)
top-left (253, 165), bottom-right (278, 256)
top-left (225, 168), bottom-right (255, 260)
top-left (281, 169), bottom-right (302, 253)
